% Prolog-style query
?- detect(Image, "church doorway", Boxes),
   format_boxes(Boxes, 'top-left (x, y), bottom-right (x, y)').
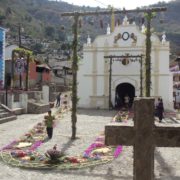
top-left (115, 83), bottom-right (135, 109)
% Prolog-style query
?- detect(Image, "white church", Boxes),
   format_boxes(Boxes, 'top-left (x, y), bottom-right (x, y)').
top-left (77, 16), bottom-right (173, 110)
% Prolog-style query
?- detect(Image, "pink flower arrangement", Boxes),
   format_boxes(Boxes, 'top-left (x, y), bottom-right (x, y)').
top-left (0, 140), bottom-right (17, 151)
top-left (113, 145), bottom-right (123, 158)
top-left (84, 142), bottom-right (104, 157)
top-left (28, 141), bottom-right (43, 151)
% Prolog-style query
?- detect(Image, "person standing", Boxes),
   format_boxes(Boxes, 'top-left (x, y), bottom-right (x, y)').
top-left (56, 92), bottom-right (61, 107)
top-left (157, 98), bottom-right (164, 123)
top-left (124, 94), bottom-right (130, 109)
top-left (44, 110), bottom-right (55, 139)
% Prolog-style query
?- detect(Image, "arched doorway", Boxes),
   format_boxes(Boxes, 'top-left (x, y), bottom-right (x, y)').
top-left (115, 83), bottom-right (135, 109)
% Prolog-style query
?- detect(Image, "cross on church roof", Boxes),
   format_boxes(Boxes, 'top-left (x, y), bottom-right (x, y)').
top-left (105, 98), bottom-right (180, 180)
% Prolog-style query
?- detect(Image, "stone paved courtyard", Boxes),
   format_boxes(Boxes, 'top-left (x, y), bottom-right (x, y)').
top-left (0, 108), bottom-right (180, 180)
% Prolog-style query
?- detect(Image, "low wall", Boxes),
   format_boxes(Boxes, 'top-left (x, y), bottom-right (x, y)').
top-left (28, 101), bottom-right (50, 114)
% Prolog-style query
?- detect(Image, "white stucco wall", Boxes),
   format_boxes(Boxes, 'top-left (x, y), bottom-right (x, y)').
top-left (77, 50), bottom-right (93, 108)
top-left (5, 44), bottom-right (19, 60)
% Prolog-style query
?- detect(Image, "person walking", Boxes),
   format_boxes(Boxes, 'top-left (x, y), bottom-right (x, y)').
top-left (56, 92), bottom-right (61, 107)
top-left (44, 110), bottom-right (55, 139)
top-left (157, 98), bottom-right (164, 123)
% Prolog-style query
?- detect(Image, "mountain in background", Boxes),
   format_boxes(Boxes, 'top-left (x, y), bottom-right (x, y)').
top-left (0, 0), bottom-right (179, 54)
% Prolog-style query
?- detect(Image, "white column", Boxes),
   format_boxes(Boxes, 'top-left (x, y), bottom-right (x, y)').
top-left (7, 93), bottom-right (14, 109)
top-left (19, 93), bottom-right (28, 113)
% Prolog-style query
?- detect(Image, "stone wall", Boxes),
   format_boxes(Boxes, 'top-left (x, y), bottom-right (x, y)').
top-left (0, 93), bottom-right (5, 104)
top-left (27, 101), bottom-right (50, 114)
top-left (105, 124), bottom-right (135, 145)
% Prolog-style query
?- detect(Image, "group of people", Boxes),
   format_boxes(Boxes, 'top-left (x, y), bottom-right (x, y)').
top-left (122, 95), bottom-right (165, 123)
top-left (123, 95), bottom-right (165, 123)
top-left (44, 92), bottom-right (165, 140)
top-left (115, 94), bottom-right (131, 109)
top-left (124, 94), bottom-right (164, 122)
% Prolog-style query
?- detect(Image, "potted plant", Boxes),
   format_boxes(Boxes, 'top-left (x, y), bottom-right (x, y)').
top-left (45, 144), bottom-right (64, 163)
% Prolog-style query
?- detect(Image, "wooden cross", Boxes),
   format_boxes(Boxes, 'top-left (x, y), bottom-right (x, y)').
top-left (105, 98), bottom-right (180, 180)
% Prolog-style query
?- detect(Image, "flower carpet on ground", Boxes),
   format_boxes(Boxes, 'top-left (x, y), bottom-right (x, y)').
top-left (112, 109), bottom-right (176, 123)
top-left (0, 109), bottom-right (123, 170)
top-left (112, 110), bottom-right (133, 123)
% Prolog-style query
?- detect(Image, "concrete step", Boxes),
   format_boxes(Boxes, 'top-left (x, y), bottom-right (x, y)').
top-left (0, 115), bottom-right (17, 124)
top-left (12, 108), bottom-right (25, 115)
top-left (0, 112), bottom-right (10, 118)
top-left (0, 109), bottom-right (5, 113)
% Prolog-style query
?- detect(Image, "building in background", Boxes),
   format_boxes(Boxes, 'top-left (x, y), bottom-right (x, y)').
top-left (5, 44), bottom-right (51, 90)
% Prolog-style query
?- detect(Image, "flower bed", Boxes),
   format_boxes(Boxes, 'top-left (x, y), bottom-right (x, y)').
top-left (113, 111), bottom-right (129, 122)
top-left (0, 136), bottom-right (122, 169)
top-left (0, 108), bottom-right (123, 170)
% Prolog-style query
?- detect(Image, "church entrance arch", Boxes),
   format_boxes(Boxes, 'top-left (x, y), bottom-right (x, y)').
top-left (115, 83), bottom-right (135, 109)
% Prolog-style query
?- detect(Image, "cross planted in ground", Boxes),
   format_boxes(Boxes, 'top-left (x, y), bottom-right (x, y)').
top-left (105, 98), bottom-right (180, 180)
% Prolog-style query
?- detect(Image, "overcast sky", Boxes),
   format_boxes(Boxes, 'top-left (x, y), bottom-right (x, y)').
top-left (60, 0), bottom-right (171, 9)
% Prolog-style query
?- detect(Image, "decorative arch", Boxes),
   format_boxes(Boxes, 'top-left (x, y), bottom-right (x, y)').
top-left (112, 77), bottom-right (138, 90)
top-left (115, 83), bottom-right (135, 108)
top-left (111, 77), bottom-right (138, 108)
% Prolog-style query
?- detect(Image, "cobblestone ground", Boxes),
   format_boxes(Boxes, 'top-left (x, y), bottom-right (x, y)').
top-left (0, 109), bottom-right (180, 180)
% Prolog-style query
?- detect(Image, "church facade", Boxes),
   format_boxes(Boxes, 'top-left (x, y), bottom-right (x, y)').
top-left (77, 16), bottom-right (173, 110)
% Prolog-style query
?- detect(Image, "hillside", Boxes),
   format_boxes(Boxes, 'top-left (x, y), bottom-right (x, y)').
top-left (0, 0), bottom-right (179, 54)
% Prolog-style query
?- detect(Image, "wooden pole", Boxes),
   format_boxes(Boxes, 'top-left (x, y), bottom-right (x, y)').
top-left (71, 13), bottom-right (79, 140)
top-left (19, 74), bottom-right (22, 89)
top-left (111, 7), bottom-right (115, 32)
top-left (5, 74), bottom-right (8, 106)
top-left (26, 54), bottom-right (30, 91)
top-left (18, 23), bottom-right (21, 48)
top-left (109, 58), bottom-right (113, 110)
top-left (11, 50), bottom-right (15, 89)
top-left (145, 12), bottom-right (152, 97)
top-left (61, 7), bottom-right (166, 17)
top-left (140, 56), bottom-right (143, 97)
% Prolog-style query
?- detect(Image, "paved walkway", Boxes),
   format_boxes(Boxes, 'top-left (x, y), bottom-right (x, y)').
top-left (0, 109), bottom-right (180, 180)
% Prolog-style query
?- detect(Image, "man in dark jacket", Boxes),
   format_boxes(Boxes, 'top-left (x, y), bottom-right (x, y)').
top-left (157, 98), bottom-right (164, 123)
top-left (56, 93), bottom-right (61, 107)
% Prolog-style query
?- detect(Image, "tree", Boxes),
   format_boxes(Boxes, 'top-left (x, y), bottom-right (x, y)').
top-left (0, 15), bottom-right (5, 25)
top-left (45, 26), bottom-right (55, 38)
top-left (144, 12), bottom-right (156, 97)
top-left (31, 43), bottom-right (43, 54)
top-left (57, 27), bottom-right (66, 42)
top-left (6, 7), bottom-right (12, 16)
